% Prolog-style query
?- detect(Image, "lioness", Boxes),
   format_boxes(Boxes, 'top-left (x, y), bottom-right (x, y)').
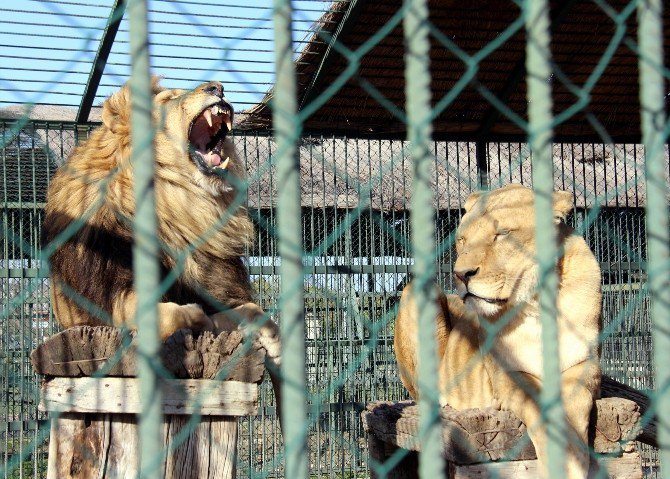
top-left (42, 79), bottom-right (280, 389)
top-left (394, 183), bottom-right (601, 478)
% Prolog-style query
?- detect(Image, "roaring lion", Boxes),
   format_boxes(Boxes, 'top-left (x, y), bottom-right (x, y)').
top-left (394, 183), bottom-right (602, 478)
top-left (42, 79), bottom-right (280, 384)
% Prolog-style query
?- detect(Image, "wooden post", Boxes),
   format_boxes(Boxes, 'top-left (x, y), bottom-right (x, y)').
top-left (32, 326), bottom-right (266, 479)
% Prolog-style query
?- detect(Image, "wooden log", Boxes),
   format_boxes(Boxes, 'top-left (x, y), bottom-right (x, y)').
top-left (31, 326), bottom-right (266, 383)
top-left (363, 398), bottom-right (644, 478)
top-left (450, 452), bottom-right (643, 479)
top-left (601, 375), bottom-right (656, 447)
top-left (47, 412), bottom-right (239, 479)
top-left (362, 397), bottom-right (642, 465)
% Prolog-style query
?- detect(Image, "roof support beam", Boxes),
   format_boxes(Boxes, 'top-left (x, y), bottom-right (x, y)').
top-left (476, 0), bottom-right (578, 140)
top-left (299, 0), bottom-right (366, 110)
top-left (76, 0), bottom-right (127, 123)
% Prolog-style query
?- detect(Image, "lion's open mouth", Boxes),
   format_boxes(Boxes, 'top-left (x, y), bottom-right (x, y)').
top-left (188, 100), bottom-right (233, 173)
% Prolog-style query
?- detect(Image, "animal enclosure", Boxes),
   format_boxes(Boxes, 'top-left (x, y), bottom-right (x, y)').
top-left (1, 0), bottom-right (669, 478)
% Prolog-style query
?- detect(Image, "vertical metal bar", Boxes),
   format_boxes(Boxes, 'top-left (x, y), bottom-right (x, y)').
top-left (272, 0), bottom-right (307, 477)
top-left (475, 140), bottom-right (489, 189)
top-left (404, 0), bottom-right (444, 477)
top-left (127, 0), bottom-right (161, 477)
top-left (638, 0), bottom-right (670, 474)
top-left (76, 0), bottom-right (127, 123)
top-left (524, 0), bottom-right (565, 477)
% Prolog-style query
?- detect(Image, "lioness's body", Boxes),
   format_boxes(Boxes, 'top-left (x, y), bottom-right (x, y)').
top-left (395, 184), bottom-right (602, 478)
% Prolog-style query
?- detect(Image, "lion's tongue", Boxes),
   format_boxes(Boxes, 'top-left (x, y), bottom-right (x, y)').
top-left (197, 149), bottom-right (222, 167)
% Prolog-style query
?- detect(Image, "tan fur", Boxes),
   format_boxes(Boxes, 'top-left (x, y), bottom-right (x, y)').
top-left (43, 80), bottom-right (282, 400)
top-left (394, 184), bottom-right (602, 479)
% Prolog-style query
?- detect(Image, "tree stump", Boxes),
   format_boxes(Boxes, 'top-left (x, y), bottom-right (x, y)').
top-left (31, 326), bottom-right (266, 479)
top-left (362, 394), bottom-right (644, 479)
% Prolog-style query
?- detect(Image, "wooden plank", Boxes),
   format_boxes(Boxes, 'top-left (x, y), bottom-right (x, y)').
top-left (164, 415), bottom-right (238, 478)
top-left (362, 402), bottom-right (535, 464)
top-left (105, 414), bottom-right (139, 479)
top-left (39, 377), bottom-right (258, 416)
top-left (451, 452), bottom-right (642, 479)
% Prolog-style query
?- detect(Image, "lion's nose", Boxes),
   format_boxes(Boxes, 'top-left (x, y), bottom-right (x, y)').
top-left (454, 267), bottom-right (479, 285)
top-left (202, 81), bottom-right (224, 98)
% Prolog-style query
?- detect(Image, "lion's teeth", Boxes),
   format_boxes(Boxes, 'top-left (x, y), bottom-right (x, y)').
top-left (203, 109), bottom-right (213, 127)
top-left (212, 105), bottom-right (220, 115)
top-left (219, 157), bottom-right (230, 169)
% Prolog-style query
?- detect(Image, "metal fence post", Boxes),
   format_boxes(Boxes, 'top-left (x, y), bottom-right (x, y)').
top-left (128, 0), bottom-right (162, 477)
top-left (404, 0), bottom-right (445, 476)
top-left (273, 1), bottom-right (308, 477)
top-left (524, 0), bottom-right (566, 477)
top-left (638, 0), bottom-right (670, 475)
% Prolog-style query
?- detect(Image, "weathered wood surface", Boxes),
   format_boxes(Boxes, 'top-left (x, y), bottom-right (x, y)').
top-left (31, 326), bottom-right (266, 383)
top-left (601, 375), bottom-right (656, 447)
top-left (39, 377), bottom-right (258, 416)
top-left (47, 412), bottom-right (239, 479)
top-left (362, 397), bottom-right (641, 465)
top-left (450, 452), bottom-right (643, 479)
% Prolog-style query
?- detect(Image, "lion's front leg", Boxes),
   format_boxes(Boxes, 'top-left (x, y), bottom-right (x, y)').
top-left (496, 368), bottom-right (595, 479)
top-left (394, 282), bottom-right (452, 401)
top-left (561, 360), bottom-right (601, 479)
top-left (493, 371), bottom-right (555, 477)
top-left (210, 303), bottom-right (282, 427)
top-left (111, 291), bottom-right (214, 340)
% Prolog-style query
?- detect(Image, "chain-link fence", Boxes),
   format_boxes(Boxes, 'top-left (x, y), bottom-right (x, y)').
top-left (1, 119), bottom-right (665, 476)
top-left (1, 0), bottom-right (669, 478)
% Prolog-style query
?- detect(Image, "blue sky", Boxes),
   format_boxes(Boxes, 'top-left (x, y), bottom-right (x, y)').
top-left (0, 0), bottom-right (329, 113)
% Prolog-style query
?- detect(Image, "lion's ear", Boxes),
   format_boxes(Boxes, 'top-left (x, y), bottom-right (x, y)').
top-left (463, 191), bottom-right (482, 213)
top-left (101, 82), bottom-right (132, 130)
top-left (553, 190), bottom-right (573, 224)
top-left (155, 89), bottom-right (181, 104)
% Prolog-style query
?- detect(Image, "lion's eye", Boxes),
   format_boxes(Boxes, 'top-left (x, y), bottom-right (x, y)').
top-left (494, 230), bottom-right (511, 240)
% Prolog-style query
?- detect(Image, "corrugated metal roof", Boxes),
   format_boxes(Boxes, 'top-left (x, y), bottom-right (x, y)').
top-left (244, 0), bottom-right (670, 143)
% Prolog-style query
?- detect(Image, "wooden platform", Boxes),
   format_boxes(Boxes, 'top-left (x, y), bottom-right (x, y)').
top-left (362, 398), bottom-right (644, 479)
top-left (32, 326), bottom-right (267, 479)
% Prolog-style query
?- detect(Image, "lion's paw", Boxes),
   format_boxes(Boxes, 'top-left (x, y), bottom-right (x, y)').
top-left (174, 303), bottom-right (214, 332)
top-left (256, 324), bottom-right (281, 366)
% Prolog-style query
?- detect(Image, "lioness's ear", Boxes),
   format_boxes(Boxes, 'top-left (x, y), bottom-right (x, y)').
top-left (463, 191), bottom-right (482, 213)
top-left (553, 190), bottom-right (573, 224)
